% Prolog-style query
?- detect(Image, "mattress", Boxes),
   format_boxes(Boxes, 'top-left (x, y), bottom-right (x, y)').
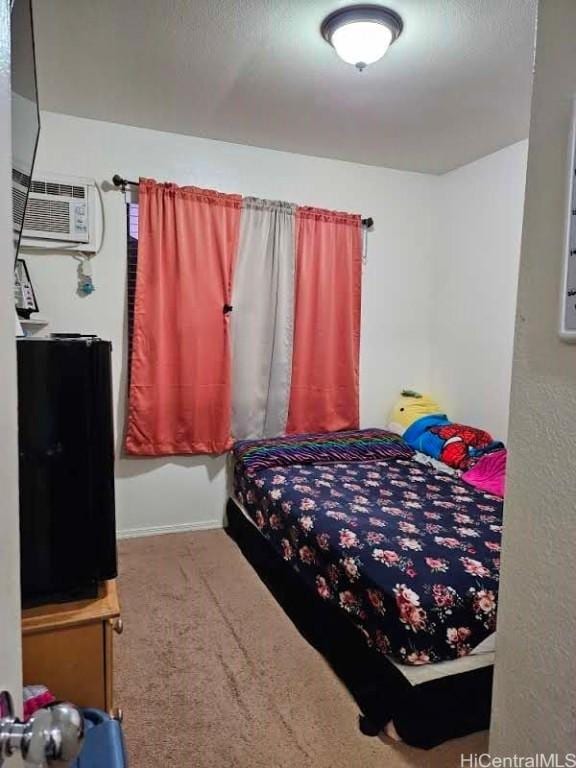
top-left (226, 496), bottom-right (494, 749)
top-left (233, 448), bottom-right (502, 667)
top-left (232, 493), bottom-right (494, 685)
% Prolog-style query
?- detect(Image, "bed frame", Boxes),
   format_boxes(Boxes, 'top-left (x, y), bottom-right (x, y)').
top-left (225, 497), bottom-right (493, 750)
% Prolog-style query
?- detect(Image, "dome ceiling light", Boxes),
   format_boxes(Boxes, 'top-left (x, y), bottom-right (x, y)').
top-left (321, 4), bottom-right (403, 72)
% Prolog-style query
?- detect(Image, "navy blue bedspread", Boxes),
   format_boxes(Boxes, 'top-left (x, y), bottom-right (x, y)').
top-left (234, 456), bottom-right (502, 665)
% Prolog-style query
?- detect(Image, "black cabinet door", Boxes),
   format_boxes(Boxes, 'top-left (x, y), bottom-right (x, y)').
top-left (17, 339), bottom-right (117, 606)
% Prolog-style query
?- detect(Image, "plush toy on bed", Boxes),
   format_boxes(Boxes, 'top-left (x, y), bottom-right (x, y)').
top-left (388, 390), bottom-right (501, 471)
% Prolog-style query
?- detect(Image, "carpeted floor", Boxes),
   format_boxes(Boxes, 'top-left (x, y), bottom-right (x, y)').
top-left (115, 530), bottom-right (488, 767)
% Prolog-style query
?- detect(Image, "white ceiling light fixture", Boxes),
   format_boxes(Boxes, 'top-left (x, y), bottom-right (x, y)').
top-left (321, 4), bottom-right (403, 72)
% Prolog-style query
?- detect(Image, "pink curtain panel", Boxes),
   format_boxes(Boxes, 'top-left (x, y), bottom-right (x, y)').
top-left (125, 179), bottom-right (241, 455)
top-left (286, 207), bottom-right (362, 434)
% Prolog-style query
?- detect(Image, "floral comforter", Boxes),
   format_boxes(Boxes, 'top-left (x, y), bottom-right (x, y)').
top-left (233, 455), bottom-right (502, 665)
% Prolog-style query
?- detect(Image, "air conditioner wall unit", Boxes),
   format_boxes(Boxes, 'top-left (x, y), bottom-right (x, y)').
top-left (16, 170), bottom-right (100, 252)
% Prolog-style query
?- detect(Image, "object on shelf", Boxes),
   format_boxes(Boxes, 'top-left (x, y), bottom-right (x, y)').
top-left (14, 258), bottom-right (39, 318)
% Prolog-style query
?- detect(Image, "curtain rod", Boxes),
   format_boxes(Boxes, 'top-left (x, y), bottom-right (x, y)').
top-left (112, 175), bottom-right (374, 228)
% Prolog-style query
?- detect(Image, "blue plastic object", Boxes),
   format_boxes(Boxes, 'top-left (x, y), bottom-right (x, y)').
top-left (71, 708), bottom-right (128, 767)
top-left (78, 276), bottom-right (96, 295)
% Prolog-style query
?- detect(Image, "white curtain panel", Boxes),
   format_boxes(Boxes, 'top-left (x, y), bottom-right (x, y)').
top-left (231, 198), bottom-right (296, 440)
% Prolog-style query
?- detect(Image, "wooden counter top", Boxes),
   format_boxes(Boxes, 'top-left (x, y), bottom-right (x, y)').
top-left (22, 580), bottom-right (120, 635)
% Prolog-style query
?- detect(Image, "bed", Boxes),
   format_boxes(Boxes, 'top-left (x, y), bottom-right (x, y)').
top-left (226, 429), bottom-right (502, 749)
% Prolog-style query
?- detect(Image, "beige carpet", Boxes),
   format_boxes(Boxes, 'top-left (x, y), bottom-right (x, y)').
top-left (115, 530), bottom-right (488, 767)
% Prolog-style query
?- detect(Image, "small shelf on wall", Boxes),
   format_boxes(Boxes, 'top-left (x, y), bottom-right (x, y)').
top-left (20, 315), bottom-right (49, 328)
top-left (18, 315), bottom-right (50, 336)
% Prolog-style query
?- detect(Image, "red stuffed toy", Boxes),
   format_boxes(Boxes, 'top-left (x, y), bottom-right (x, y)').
top-left (429, 423), bottom-right (494, 470)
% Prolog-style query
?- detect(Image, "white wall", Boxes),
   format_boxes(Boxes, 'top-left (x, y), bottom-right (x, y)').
top-left (25, 112), bottom-right (436, 536)
top-left (430, 141), bottom-right (528, 440)
top-left (490, 0), bottom-right (576, 756)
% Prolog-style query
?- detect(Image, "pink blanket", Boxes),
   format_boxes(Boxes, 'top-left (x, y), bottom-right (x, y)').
top-left (462, 448), bottom-right (507, 497)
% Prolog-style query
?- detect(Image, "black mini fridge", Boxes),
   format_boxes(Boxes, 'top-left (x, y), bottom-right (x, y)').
top-left (17, 337), bottom-right (117, 608)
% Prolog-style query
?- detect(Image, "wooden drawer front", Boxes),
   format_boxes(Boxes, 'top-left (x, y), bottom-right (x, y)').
top-left (23, 623), bottom-right (106, 709)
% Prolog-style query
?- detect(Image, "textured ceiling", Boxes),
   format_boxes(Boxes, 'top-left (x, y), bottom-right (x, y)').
top-left (32, 0), bottom-right (537, 174)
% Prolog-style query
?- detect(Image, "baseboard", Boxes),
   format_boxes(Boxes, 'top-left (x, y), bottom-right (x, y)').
top-left (117, 519), bottom-right (223, 540)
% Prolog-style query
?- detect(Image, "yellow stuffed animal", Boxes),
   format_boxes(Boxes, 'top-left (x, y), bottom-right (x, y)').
top-left (388, 390), bottom-right (443, 436)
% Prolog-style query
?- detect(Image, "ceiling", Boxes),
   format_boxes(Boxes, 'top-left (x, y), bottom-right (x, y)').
top-left (32, 0), bottom-right (537, 174)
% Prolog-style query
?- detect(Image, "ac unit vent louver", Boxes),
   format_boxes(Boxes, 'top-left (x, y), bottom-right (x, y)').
top-left (13, 168), bottom-right (31, 187)
top-left (25, 198), bottom-right (71, 234)
top-left (30, 180), bottom-right (86, 199)
top-left (30, 180), bottom-right (45, 194)
top-left (12, 186), bottom-right (27, 227)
